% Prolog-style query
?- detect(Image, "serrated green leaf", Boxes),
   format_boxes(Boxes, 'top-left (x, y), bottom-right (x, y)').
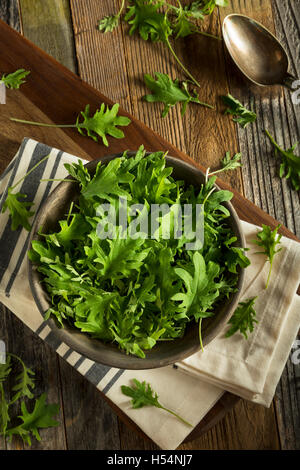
top-left (253, 223), bottom-right (282, 288)
top-left (143, 72), bottom-right (212, 117)
top-left (226, 297), bottom-right (258, 339)
top-left (76, 103), bottom-right (131, 146)
top-left (265, 130), bottom-right (300, 191)
top-left (1, 69), bottom-right (30, 89)
top-left (1, 189), bottom-right (34, 231)
top-left (222, 94), bottom-right (257, 128)
top-left (5, 393), bottom-right (59, 446)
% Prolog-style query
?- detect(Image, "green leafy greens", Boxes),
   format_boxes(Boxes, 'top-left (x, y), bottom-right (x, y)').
top-left (208, 151), bottom-right (242, 177)
top-left (0, 69), bottom-right (30, 89)
top-left (225, 297), bottom-right (258, 339)
top-left (1, 153), bottom-right (51, 232)
top-left (10, 103), bottom-right (131, 147)
top-left (121, 378), bottom-right (192, 426)
top-left (99, 1), bottom-right (228, 88)
top-left (28, 146), bottom-right (250, 358)
top-left (222, 94), bottom-right (257, 128)
top-left (143, 72), bottom-right (213, 117)
top-left (98, 0), bottom-right (126, 32)
top-left (265, 130), bottom-right (300, 191)
top-left (0, 353), bottom-right (60, 446)
top-left (253, 223), bottom-right (282, 289)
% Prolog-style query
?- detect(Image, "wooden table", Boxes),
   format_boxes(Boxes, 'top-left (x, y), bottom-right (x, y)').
top-left (0, 0), bottom-right (299, 450)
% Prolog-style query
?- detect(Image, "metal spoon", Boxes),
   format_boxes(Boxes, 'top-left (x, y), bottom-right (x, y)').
top-left (222, 14), bottom-right (298, 90)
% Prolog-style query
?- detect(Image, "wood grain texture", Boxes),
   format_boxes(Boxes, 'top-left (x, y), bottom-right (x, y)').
top-left (270, 0), bottom-right (300, 450)
top-left (220, 0), bottom-right (300, 450)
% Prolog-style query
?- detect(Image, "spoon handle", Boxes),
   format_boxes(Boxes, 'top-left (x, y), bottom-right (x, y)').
top-left (282, 72), bottom-right (299, 90)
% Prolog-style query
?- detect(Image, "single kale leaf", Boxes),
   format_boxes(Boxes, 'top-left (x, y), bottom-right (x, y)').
top-left (98, 15), bottom-right (120, 32)
top-left (121, 378), bottom-right (192, 426)
top-left (10, 103), bottom-right (131, 147)
top-left (76, 103), bottom-right (131, 146)
top-left (5, 393), bottom-right (60, 446)
top-left (265, 130), bottom-right (300, 191)
top-left (220, 151), bottom-right (242, 171)
top-left (172, 252), bottom-right (223, 320)
top-left (1, 69), bottom-right (30, 89)
top-left (253, 223), bottom-right (282, 289)
top-left (98, 0), bottom-right (126, 32)
top-left (81, 157), bottom-right (134, 200)
top-left (225, 297), bottom-right (258, 339)
top-left (143, 72), bottom-right (213, 117)
top-left (0, 354), bottom-right (60, 446)
top-left (222, 93), bottom-right (257, 128)
top-left (10, 354), bottom-right (35, 403)
top-left (2, 189), bottom-right (35, 231)
top-left (125, 0), bottom-right (167, 41)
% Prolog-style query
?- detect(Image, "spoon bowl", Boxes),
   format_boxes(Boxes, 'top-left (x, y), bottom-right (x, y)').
top-left (223, 14), bottom-right (297, 89)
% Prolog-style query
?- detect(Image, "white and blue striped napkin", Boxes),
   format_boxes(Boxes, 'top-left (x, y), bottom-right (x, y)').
top-left (0, 138), bottom-right (299, 450)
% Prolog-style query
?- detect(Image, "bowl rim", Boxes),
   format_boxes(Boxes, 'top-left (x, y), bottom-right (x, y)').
top-left (27, 151), bottom-right (246, 369)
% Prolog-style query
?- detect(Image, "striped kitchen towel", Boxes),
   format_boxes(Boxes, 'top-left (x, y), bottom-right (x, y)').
top-left (0, 138), bottom-right (299, 450)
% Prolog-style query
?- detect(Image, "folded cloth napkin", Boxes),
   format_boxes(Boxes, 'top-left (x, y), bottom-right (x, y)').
top-left (0, 138), bottom-right (299, 450)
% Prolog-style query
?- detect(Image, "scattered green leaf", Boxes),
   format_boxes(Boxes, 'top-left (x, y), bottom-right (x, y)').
top-left (121, 378), bottom-right (192, 426)
top-left (2, 189), bottom-right (34, 231)
top-left (143, 72), bottom-right (213, 117)
top-left (98, 0), bottom-right (126, 32)
top-left (265, 130), bottom-right (300, 191)
top-left (253, 223), bottom-right (282, 289)
top-left (10, 103), bottom-right (131, 147)
top-left (5, 393), bottom-right (60, 446)
top-left (225, 296), bottom-right (258, 339)
top-left (222, 94), bottom-right (257, 128)
top-left (0, 353), bottom-right (60, 446)
top-left (1, 69), bottom-right (30, 89)
top-left (208, 151), bottom-right (242, 177)
top-left (1, 153), bottom-right (51, 231)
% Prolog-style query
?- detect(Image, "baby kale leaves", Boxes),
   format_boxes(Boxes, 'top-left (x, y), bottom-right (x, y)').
top-left (143, 72), bottom-right (213, 117)
top-left (121, 378), bottom-right (192, 426)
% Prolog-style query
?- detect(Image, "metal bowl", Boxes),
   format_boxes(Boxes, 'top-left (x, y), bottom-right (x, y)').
top-left (28, 152), bottom-right (246, 369)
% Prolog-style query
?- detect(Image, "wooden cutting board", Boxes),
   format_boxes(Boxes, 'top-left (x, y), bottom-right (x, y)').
top-left (0, 18), bottom-right (298, 444)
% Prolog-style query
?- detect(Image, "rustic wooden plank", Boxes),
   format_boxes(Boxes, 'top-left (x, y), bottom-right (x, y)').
top-left (219, 0), bottom-right (300, 450)
top-left (0, 0), bottom-right (20, 31)
top-left (18, 0), bottom-right (77, 74)
top-left (16, 0), bottom-right (122, 451)
top-left (181, 399), bottom-right (281, 450)
top-left (0, 0), bottom-right (19, 450)
top-left (69, 0), bottom-right (132, 111)
top-left (270, 0), bottom-right (300, 450)
top-left (58, 360), bottom-right (121, 450)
